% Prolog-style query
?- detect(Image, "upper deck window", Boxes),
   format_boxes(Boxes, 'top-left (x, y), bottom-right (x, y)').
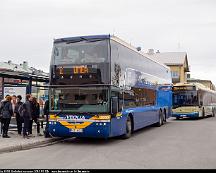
top-left (52, 39), bottom-right (109, 65)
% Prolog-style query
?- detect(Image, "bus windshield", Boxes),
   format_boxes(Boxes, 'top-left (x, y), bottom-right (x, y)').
top-left (50, 87), bottom-right (109, 113)
top-left (52, 40), bottom-right (109, 65)
top-left (173, 90), bottom-right (198, 107)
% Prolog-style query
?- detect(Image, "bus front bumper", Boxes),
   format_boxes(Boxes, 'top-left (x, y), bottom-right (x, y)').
top-left (172, 112), bottom-right (199, 118)
top-left (48, 121), bottom-right (111, 138)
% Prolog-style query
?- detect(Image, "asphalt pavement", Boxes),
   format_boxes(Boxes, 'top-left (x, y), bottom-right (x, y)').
top-left (0, 117), bottom-right (216, 169)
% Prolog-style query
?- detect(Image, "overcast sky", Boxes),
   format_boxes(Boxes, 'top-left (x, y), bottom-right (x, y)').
top-left (0, 0), bottom-right (216, 83)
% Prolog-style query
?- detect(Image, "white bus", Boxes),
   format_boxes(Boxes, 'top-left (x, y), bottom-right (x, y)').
top-left (172, 83), bottom-right (216, 119)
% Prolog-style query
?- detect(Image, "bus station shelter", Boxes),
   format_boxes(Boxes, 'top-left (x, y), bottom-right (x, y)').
top-left (0, 69), bottom-right (49, 101)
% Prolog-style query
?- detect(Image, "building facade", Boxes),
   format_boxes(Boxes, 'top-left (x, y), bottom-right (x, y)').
top-left (145, 50), bottom-right (190, 84)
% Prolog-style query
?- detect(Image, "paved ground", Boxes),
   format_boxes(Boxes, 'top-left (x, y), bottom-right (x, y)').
top-left (0, 126), bottom-right (60, 154)
top-left (0, 117), bottom-right (216, 169)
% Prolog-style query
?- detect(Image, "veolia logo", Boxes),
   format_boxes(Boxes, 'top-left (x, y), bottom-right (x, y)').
top-left (65, 115), bottom-right (86, 120)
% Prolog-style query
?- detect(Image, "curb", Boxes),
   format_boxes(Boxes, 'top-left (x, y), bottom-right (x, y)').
top-left (0, 137), bottom-right (63, 154)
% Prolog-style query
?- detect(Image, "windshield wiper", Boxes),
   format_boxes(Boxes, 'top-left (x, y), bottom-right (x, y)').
top-left (80, 37), bottom-right (88, 41)
top-left (66, 37), bottom-right (88, 44)
top-left (66, 40), bottom-right (82, 44)
top-left (86, 39), bottom-right (104, 43)
top-left (66, 38), bottom-right (104, 44)
top-left (173, 105), bottom-right (180, 109)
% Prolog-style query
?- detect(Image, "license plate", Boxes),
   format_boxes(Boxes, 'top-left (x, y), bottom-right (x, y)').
top-left (180, 115), bottom-right (187, 117)
top-left (70, 129), bottom-right (83, 133)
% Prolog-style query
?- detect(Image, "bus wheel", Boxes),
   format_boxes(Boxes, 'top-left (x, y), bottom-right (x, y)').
top-left (156, 110), bottom-right (163, 127)
top-left (122, 116), bottom-right (132, 139)
top-left (202, 108), bottom-right (205, 118)
top-left (163, 110), bottom-right (167, 123)
top-left (212, 108), bottom-right (215, 117)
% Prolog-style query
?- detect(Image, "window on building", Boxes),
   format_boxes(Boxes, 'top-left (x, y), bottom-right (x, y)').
top-left (171, 71), bottom-right (179, 79)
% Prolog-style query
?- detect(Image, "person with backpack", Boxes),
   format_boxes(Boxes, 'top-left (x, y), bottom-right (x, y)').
top-left (14, 95), bottom-right (23, 135)
top-left (0, 96), bottom-right (13, 138)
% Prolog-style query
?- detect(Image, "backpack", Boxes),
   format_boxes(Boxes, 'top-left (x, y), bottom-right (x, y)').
top-left (0, 101), bottom-right (12, 118)
top-left (0, 101), bottom-right (6, 116)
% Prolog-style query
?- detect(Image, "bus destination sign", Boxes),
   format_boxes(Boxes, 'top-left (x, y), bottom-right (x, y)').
top-left (57, 66), bottom-right (97, 75)
top-left (173, 86), bottom-right (196, 91)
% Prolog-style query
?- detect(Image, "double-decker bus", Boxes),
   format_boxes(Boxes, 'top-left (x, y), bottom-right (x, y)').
top-left (48, 35), bottom-right (172, 139)
top-left (172, 83), bottom-right (216, 119)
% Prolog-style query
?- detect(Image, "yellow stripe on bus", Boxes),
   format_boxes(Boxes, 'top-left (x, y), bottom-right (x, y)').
top-left (49, 114), bottom-right (111, 129)
top-left (59, 120), bottom-right (92, 129)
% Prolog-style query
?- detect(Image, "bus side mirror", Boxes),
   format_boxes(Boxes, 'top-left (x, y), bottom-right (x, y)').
top-left (111, 97), bottom-right (118, 115)
top-left (200, 101), bottom-right (203, 107)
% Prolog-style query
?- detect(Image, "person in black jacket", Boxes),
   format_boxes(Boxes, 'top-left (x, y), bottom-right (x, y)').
top-left (0, 96), bottom-right (13, 138)
top-left (43, 99), bottom-right (51, 138)
top-left (0, 95), bottom-right (10, 135)
top-left (21, 94), bottom-right (32, 139)
top-left (43, 95), bottom-right (56, 138)
top-left (29, 97), bottom-right (42, 136)
top-left (14, 95), bottom-right (23, 135)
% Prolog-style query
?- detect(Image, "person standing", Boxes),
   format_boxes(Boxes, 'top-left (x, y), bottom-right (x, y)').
top-left (0, 96), bottom-right (13, 138)
top-left (39, 98), bottom-right (44, 129)
top-left (14, 95), bottom-right (23, 135)
top-left (11, 95), bottom-right (17, 116)
top-left (43, 99), bottom-right (50, 138)
top-left (43, 95), bottom-right (55, 138)
top-left (0, 95), bottom-right (10, 106)
top-left (29, 97), bottom-right (42, 136)
top-left (21, 94), bottom-right (32, 139)
top-left (0, 95), bottom-right (10, 136)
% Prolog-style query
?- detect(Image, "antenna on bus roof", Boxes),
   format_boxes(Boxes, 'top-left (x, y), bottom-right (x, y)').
top-left (136, 47), bottom-right (141, 51)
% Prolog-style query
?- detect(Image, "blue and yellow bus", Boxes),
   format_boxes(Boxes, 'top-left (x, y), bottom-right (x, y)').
top-left (48, 35), bottom-right (172, 139)
top-left (172, 83), bottom-right (216, 119)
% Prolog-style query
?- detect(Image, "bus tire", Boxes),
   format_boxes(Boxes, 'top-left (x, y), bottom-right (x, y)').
top-left (202, 108), bottom-right (205, 118)
top-left (122, 116), bottom-right (132, 139)
top-left (163, 109), bottom-right (167, 123)
top-left (43, 128), bottom-right (51, 138)
top-left (156, 110), bottom-right (163, 127)
top-left (212, 108), bottom-right (215, 117)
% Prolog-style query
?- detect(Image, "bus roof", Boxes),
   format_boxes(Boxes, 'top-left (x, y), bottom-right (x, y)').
top-left (54, 35), bottom-right (110, 43)
top-left (53, 34), bottom-right (170, 71)
top-left (110, 35), bottom-right (170, 71)
top-left (174, 82), bottom-right (216, 93)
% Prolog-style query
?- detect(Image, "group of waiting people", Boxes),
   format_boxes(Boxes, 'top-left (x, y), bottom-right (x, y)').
top-left (0, 94), bottom-right (45, 138)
